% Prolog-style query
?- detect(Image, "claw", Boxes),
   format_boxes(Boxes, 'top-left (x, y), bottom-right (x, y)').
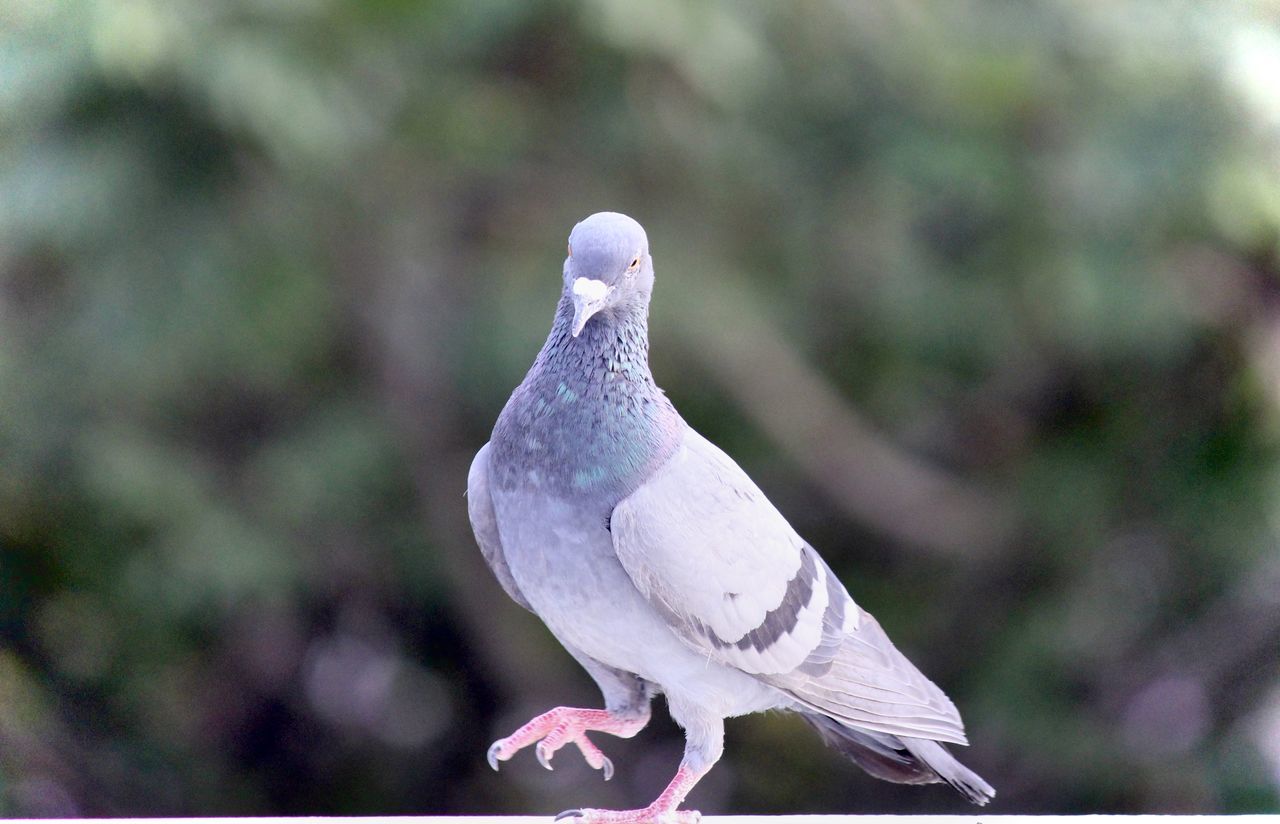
top-left (555, 810), bottom-right (583, 821)
top-left (487, 706), bottom-right (646, 787)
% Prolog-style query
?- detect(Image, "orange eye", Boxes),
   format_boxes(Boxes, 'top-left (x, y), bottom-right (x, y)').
top-left (567, 243), bottom-right (573, 257)
top-left (627, 256), bottom-right (640, 272)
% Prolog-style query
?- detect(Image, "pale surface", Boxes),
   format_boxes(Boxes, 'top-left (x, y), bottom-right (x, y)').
top-left (5, 816), bottom-right (1276, 824)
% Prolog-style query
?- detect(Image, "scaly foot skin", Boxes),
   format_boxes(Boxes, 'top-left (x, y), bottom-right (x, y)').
top-left (554, 763), bottom-right (705, 824)
top-left (554, 807), bottom-right (701, 824)
top-left (486, 707), bottom-right (644, 780)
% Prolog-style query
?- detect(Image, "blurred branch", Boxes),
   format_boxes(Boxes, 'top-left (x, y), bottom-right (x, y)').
top-left (337, 212), bottom-right (569, 705)
top-left (1114, 552), bottom-right (1280, 723)
top-left (667, 279), bottom-right (1016, 558)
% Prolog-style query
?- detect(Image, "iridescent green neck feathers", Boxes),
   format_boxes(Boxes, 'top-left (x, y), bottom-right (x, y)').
top-left (490, 293), bottom-right (682, 508)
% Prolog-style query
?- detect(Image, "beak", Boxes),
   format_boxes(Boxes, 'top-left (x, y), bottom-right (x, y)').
top-left (571, 277), bottom-right (613, 337)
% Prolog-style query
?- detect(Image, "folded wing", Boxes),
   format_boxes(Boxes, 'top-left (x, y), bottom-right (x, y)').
top-left (610, 428), bottom-right (968, 744)
top-left (468, 442), bottom-right (533, 612)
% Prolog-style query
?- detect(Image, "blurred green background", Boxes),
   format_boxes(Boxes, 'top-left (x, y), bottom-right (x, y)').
top-left (4, 0), bottom-right (1280, 816)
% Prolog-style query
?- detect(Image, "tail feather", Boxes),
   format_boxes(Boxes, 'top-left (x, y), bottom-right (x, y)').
top-left (802, 712), bottom-right (995, 805)
top-left (901, 736), bottom-right (995, 805)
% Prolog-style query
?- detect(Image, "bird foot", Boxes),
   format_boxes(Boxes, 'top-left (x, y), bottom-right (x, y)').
top-left (554, 806), bottom-right (701, 824)
top-left (554, 762), bottom-right (705, 824)
top-left (487, 706), bottom-right (643, 780)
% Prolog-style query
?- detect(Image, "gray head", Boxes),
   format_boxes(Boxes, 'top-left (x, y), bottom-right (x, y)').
top-left (563, 212), bottom-right (654, 337)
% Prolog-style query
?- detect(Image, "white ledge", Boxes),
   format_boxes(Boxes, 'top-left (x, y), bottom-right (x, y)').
top-left (3, 816), bottom-right (1273, 823)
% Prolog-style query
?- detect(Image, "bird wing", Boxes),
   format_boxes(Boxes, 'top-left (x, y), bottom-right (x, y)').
top-left (610, 427), bottom-right (968, 744)
top-left (468, 441), bottom-right (533, 612)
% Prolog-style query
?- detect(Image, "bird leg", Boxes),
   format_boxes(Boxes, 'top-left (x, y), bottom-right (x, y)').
top-left (554, 762), bottom-right (707, 824)
top-left (487, 706), bottom-right (647, 780)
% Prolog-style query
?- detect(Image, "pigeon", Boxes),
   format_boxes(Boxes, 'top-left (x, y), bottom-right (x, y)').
top-left (468, 212), bottom-right (994, 823)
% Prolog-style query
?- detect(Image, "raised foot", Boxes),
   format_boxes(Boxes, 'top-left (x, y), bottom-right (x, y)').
top-left (555, 807), bottom-right (701, 824)
top-left (487, 706), bottom-right (641, 781)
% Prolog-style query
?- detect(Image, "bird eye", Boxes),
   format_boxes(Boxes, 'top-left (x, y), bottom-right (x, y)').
top-left (567, 243), bottom-right (573, 257)
top-left (626, 256), bottom-right (641, 273)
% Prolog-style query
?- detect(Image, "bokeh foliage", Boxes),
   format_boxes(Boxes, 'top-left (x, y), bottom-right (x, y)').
top-left (3, 0), bottom-right (1280, 815)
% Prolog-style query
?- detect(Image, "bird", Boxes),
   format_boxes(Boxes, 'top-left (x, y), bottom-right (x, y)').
top-left (467, 211), bottom-right (994, 823)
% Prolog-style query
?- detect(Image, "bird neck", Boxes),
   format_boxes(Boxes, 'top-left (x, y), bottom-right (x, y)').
top-left (490, 292), bottom-right (681, 506)
top-left (538, 292), bottom-right (653, 383)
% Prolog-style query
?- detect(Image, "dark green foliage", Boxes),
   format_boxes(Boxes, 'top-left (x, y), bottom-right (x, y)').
top-left (2, 0), bottom-right (1279, 815)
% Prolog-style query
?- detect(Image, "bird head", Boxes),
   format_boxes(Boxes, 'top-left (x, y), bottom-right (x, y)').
top-left (562, 212), bottom-right (653, 337)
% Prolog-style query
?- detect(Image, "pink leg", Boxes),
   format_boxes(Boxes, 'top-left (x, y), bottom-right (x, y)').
top-left (487, 706), bottom-right (647, 780)
top-left (554, 763), bottom-right (707, 824)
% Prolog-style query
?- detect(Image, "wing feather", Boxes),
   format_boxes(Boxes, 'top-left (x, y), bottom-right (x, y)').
top-left (611, 427), bottom-right (968, 744)
top-left (468, 442), bottom-right (533, 612)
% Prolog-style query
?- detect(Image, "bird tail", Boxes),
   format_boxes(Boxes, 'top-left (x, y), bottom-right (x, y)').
top-left (801, 712), bottom-right (995, 805)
